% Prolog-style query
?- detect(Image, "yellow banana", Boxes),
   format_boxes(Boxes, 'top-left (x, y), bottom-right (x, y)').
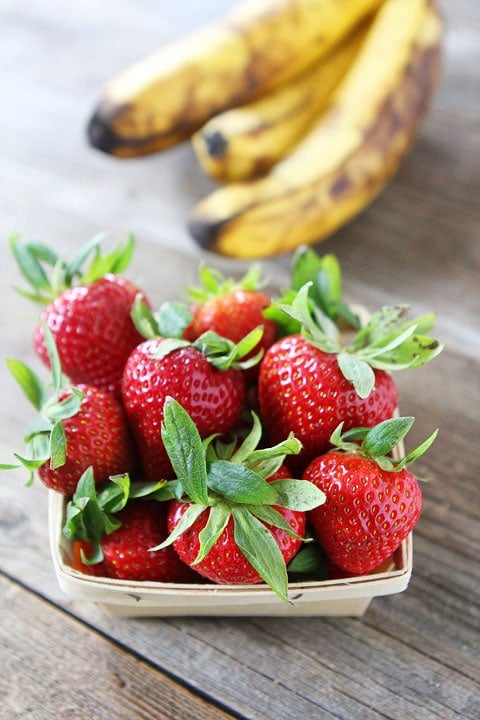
top-left (191, 20), bottom-right (371, 183)
top-left (188, 0), bottom-right (442, 259)
top-left (87, 0), bottom-right (384, 157)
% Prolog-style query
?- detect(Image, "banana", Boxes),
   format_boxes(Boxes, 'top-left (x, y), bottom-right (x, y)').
top-left (188, 0), bottom-right (442, 259)
top-left (191, 20), bottom-right (371, 183)
top-left (87, 0), bottom-right (384, 157)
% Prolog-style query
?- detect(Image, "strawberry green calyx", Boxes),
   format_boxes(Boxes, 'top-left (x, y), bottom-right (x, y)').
top-left (63, 467), bottom-right (175, 564)
top-left (187, 262), bottom-right (267, 303)
top-left (131, 295), bottom-right (265, 371)
top-left (1, 324), bottom-right (83, 482)
top-left (131, 294), bottom-right (193, 340)
top-left (151, 398), bottom-right (326, 602)
top-left (10, 232), bottom-right (135, 304)
top-left (329, 416), bottom-right (438, 472)
top-left (265, 247), bottom-right (361, 336)
top-left (276, 282), bottom-right (444, 398)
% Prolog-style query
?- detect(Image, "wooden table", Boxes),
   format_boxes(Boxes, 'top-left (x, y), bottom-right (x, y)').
top-left (1, 1), bottom-right (479, 718)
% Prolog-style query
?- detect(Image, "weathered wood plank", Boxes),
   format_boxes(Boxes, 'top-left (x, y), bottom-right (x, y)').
top-left (0, 575), bottom-right (239, 720)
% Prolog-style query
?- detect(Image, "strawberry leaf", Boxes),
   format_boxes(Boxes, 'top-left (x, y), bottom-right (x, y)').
top-left (361, 417), bottom-right (415, 457)
top-left (64, 232), bottom-right (105, 285)
top-left (350, 307), bottom-right (443, 371)
top-left (194, 503), bottom-right (231, 563)
top-left (187, 262), bottom-right (265, 302)
top-left (9, 234), bottom-right (56, 302)
top-left (337, 353), bottom-right (376, 399)
top-left (193, 327), bottom-right (264, 371)
top-left (64, 467), bottom-right (107, 545)
top-left (49, 420), bottom-right (66, 469)
top-left (129, 479), bottom-right (178, 501)
top-left (290, 247), bottom-right (360, 329)
top-left (229, 412), bottom-right (263, 463)
top-left (157, 301), bottom-right (192, 338)
top-left (287, 542), bottom-right (328, 579)
top-left (45, 388), bottom-right (83, 422)
top-left (207, 461), bottom-right (279, 505)
top-left (6, 358), bottom-right (47, 410)
top-left (269, 479), bottom-right (326, 511)
top-left (131, 295), bottom-right (161, 338)
top-left (232, 506), bottom-right (289, 602)
top-left (80, 234), bottom-right (134, 285)
top-left (96, 473), bottom-right (131, 514)
top-left (161, 398), bottom-right (209, 505)
top-left (13, 453), bottom-right (45, 472)
top-left (150, 503), bottom-right (207, 551)
top-left (331, 417), bottom-right (438, 472)
top-left (403, 428), bottom-right (439, 466)
top-left (41, 322), bottom-right (64, 395)
top-left (248, 504), bottom-right (304, 540)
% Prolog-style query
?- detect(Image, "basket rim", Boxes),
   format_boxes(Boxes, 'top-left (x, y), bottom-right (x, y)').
top-left (48, 489), bottom-right (413, 601)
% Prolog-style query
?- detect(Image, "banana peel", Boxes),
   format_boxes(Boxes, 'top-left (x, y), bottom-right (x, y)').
top-left (191, 19), bottom-right (371, 183)
top-left (87, 0), bottom-right (384, 157)
top-left (188, 0), bottom-right (442, 259)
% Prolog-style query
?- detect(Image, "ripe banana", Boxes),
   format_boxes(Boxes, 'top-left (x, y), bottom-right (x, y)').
top-left (191, 20), bottom-right (371, 183)
top-left (87, 0), bottom-right (384, 157)
top-left (188, 0), bottom-right (442, 259)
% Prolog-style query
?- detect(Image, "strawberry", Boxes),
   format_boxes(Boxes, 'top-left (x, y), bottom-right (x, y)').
top-left (121, 327), bottom-right (263, 482)
top-left (10, 233), bottom-right (148, 397)
top-left (64, 470), bottom-right (199, 582)
top-left (183, 264), bottom-right (278, 376)
top-left (150, 399), bottom-right (325, 601)
top-left (259, 282), bottom-right (443, 473)
top-left (2, 326), bottom-right (138, 494)
top-left (167, 464), bottom-right (305, 586)
top-left (303, 417), bottom-right (437, 575)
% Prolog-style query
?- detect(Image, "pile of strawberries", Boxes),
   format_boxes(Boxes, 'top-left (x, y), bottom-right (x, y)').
top-left (3, 235), bottom-right (442, 602)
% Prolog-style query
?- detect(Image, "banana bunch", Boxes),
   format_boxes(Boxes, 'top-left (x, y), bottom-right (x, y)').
top-left (87, 0), bottom-right (442, 258)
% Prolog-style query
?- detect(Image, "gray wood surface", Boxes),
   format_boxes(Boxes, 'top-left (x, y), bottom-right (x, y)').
top-left (1, 1), bottom-right (479, 718)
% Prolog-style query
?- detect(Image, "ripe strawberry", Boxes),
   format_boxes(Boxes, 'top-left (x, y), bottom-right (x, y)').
top-left (71, 501), bottom-right (199, 582)
top-left (259, 284), bottom-right (442, 472)
top-left (121, 333), bottom-right (258, 481)
top-left (64, 470), bottom-right (199, 581)
top-left (259, 333), bottom-right (398, 471)
top-left (3, 327), bottom-right (138, 495)
top-left (39, 384), bottom-right (139, 494)
top-left (150, 399), bottom-right (325, 601)
top-left (183, 264), bottom-right (278, 375)
top-left (10, 234), bottom-right (148, 397)
top-left (168, 464), bottom-right (306, 586)
top-left (303, 417), bottom-right (437, 575)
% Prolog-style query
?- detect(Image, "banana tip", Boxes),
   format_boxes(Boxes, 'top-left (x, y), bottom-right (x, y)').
top-left (86, 110), bottom-right (122, 154)
top-left (188, 217), bottom-right (220, 251)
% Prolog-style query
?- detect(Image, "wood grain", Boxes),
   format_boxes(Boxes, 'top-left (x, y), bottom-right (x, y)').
top-left (0, 1), bottom-right (479, 719)
top-left (0, 576), bottom-right (236, 720)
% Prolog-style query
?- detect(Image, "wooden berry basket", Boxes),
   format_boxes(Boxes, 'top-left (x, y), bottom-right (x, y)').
top-left (48, 491), bottom-right (413, 618)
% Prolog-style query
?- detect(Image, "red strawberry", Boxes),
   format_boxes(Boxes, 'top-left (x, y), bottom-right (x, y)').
top-left (35, 274), bottom-right (147, 396)
top-left (122, 336), bottom-right (249, 481)
top-left (10, 234), bottom-right (148, 397)
top-left (259, 333), bottom-right (397, 471)
top-left (150, 399), bottom-right (325, 601)
top-left (303, 417), bottom-right (437, 575)
top-left (259, 284), bottom-right (442, 473)
top-left (168, 465), bottom-right (306, 586)
top-left (71, 500), bottom-right (200, 582)
top-left (38, 384), bottom-right (138, 495)
top-left (5, 328), bottom-right (138, 495)
top-left (183, 264), bottom-right (277, 377)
